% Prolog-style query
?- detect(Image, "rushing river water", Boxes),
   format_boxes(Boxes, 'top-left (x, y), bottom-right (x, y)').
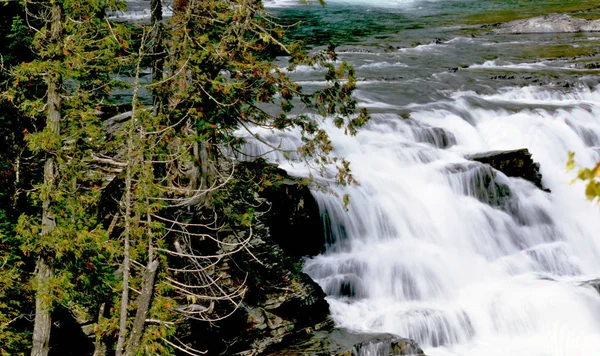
top-left (263, 1), bottom-right (600, 355)
top-left (124, 1), bottom-right (600, 355)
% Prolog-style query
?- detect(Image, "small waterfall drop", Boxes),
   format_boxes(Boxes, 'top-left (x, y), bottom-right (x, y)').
top-left (243, 82), bottom-right (600, 355)
top-left (304, 84), bottom-right (600, 356)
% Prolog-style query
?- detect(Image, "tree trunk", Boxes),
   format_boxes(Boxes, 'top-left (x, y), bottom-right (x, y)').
top-left (114, 118), bottom-right (133, 356)
top-left (31, 5), bottom-right (62, 354)
top-left (116, 44), bottom-right (146, 356)
top-left (123, 259), bottom-right (159, 356)
top-left (150, 0), bottom-right (165, 113)
top-left (92, 303), bottom-right (108, 356)
top-left (31, 257), bottom-right (54, 356)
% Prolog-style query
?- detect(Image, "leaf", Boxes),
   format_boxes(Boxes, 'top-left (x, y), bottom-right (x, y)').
top-left (566, 151), bottom-right (576, 172)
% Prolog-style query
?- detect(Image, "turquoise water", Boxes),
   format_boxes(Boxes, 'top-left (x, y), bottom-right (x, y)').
top-left (270, 0), bottom-right (600, 45)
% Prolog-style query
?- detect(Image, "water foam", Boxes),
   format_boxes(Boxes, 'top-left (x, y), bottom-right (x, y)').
top-left (244, 84), bottom-right (600, 355)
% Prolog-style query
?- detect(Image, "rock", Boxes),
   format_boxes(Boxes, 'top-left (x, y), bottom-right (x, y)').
top-left (581, 279), bottom-right (600, 294)
top-left (187, 224), bottom-right (332, 355)
top-left (179, 161), bottom-right (335, 355)
top-left (261, 170), bottom-right (326, 258)
top-left (263, 327), bottom-right (425, 356)
top-left (442, 162), bottom-right (512, 207)
top-left (584, 62), bottom-right (600, 69)
top-left (494, 14), bottom-right (600, 34)
top-left (102, 110), bottom-right (133, 136)
top-left (409, 123), bottom-right (457, 149)
top-left (466, 148), bottom-right (548, 191)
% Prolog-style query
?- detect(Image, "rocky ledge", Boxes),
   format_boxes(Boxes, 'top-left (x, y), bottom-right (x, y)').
top-left (466, 148), bottom-right (547, 191)
top-left (264, 327), bottom-right (425, 356)
top-left (494, 14), bottom-right (600, 34)
top-left (189, 163), bottom-right (425, 355)
top-left (581, 279), bottom-right (600, 294)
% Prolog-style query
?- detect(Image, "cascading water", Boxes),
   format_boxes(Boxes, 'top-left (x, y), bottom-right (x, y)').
top-left (240, 19), bottom-right (600, 355)
top-left (299, 83), bottom-right (600, 356)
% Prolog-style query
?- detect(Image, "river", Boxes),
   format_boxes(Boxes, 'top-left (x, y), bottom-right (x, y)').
top-left (264, 1), bottom-right (600, 356)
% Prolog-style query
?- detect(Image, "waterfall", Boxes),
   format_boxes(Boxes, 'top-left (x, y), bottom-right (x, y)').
top-left (242, 82), bottom-right (600, 355)
top-left (121, 2), bottom-right (600, 354)
top-left (301, 84), bottom-right (600, 356)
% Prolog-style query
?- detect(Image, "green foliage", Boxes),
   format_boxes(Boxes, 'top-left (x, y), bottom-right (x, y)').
top-left (567, 152), bottom-right (600, 202)
top-left (0, 0), bottom-right (367, 354)
top-left (0, 210), bottom-right (30, 355)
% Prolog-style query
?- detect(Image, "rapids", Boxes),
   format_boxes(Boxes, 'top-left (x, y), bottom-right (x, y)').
top-left (259, 2), bottom-right (600, 355)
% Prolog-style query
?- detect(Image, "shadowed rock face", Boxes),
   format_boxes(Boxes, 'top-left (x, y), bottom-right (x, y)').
top-left (261, 173), bottom-right (326, 258)
top-left (466, 148), bottom-right (547, 191)
top-left (494, 14), bottom-right (600, 34)
top-left (263, 327), bottom-right (425, 356)
top-left (442, 162), bottom-right (512, 207)
top-left (193, 164), bottom-right (425, 356)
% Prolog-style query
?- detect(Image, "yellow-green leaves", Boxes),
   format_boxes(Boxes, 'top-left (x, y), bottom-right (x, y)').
top-left (567, 152), bottom-right (600, 203)
top-left (567, 151), bottom-right (576, 172)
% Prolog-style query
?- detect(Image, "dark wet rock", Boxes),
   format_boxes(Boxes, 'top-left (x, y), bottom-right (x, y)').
top-left (466, 148), bottom-right (547, 191)
top-left (494, 14), bottom-right (600, 34)
top-left (583, 62), bottom-right (600, 69)
top-left (190, 217), bottom-right (332, 355)
top-left (581, 279), bottom-right (600, 294)
top-left (260, 170), bottom-right (325, 258)
top-left (491, 74), bottom-right (516, 80)
top-left (408, 122), bottom-right (457, 149)
top-left (321, 273), bottom-right (367, 299)
top-left (336, 47), bottom-right (376, 54)
top-left (357, 76), bottom-right (404, 82)
top-left (442, 162), bottom-right (512, 207)
top-left (263, 327), bottom-right (425, 356)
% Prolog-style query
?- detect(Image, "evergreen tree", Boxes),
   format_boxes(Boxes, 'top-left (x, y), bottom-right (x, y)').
top-left (1, 0), bottom-right (368, 354)
top-left (2, 1), bottom-right (127, 354)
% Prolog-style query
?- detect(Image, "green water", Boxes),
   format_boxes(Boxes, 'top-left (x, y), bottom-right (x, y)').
top-left (272, 0), bottom-right (600, 46)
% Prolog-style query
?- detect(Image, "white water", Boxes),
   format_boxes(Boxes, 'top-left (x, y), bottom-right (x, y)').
top-left (309, 84), bottom-right (600, 356)
top-left (243, 83), bottom-right (600, 355)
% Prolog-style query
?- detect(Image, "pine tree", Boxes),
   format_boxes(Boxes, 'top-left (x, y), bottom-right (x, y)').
top-left (2, 1), bottom-right (127, 354)
top-left (92, 0), bottom-right (368, 354)
top-left (1, 0), bottom-right (368, 354)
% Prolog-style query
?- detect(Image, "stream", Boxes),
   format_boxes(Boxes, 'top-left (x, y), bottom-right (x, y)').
top-left (266, 1), bottom-right (600, 355)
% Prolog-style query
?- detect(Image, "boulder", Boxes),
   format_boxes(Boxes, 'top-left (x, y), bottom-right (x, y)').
top-left (494, 14), bottom-right (600, 34)
top-left (411, 125), bottom-right (457, 149)
top-left (442, 162), bottom-right (512, 207)
top-left (263, 327), bottom-right (425, 356)
top-left (466, 148), bottom-right (547, 191)
top-left (261, 170), bottom-right (326, 258)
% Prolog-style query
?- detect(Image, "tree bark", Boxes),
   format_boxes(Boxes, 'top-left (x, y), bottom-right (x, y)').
top-left (31, 257), bottom-right (54, 356)
top-left (31, 5), bottom-right (62, 355)
top-left (123, 259), bottom-right (159, 356)
top-left (150, 0), bottom-right (165, 113)
top-left (114, 113), bottom-right (133, 356)
top-left (92, 303), bottom-right (108, 356)
top-left (116, 43), bottom-right (145, 356)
